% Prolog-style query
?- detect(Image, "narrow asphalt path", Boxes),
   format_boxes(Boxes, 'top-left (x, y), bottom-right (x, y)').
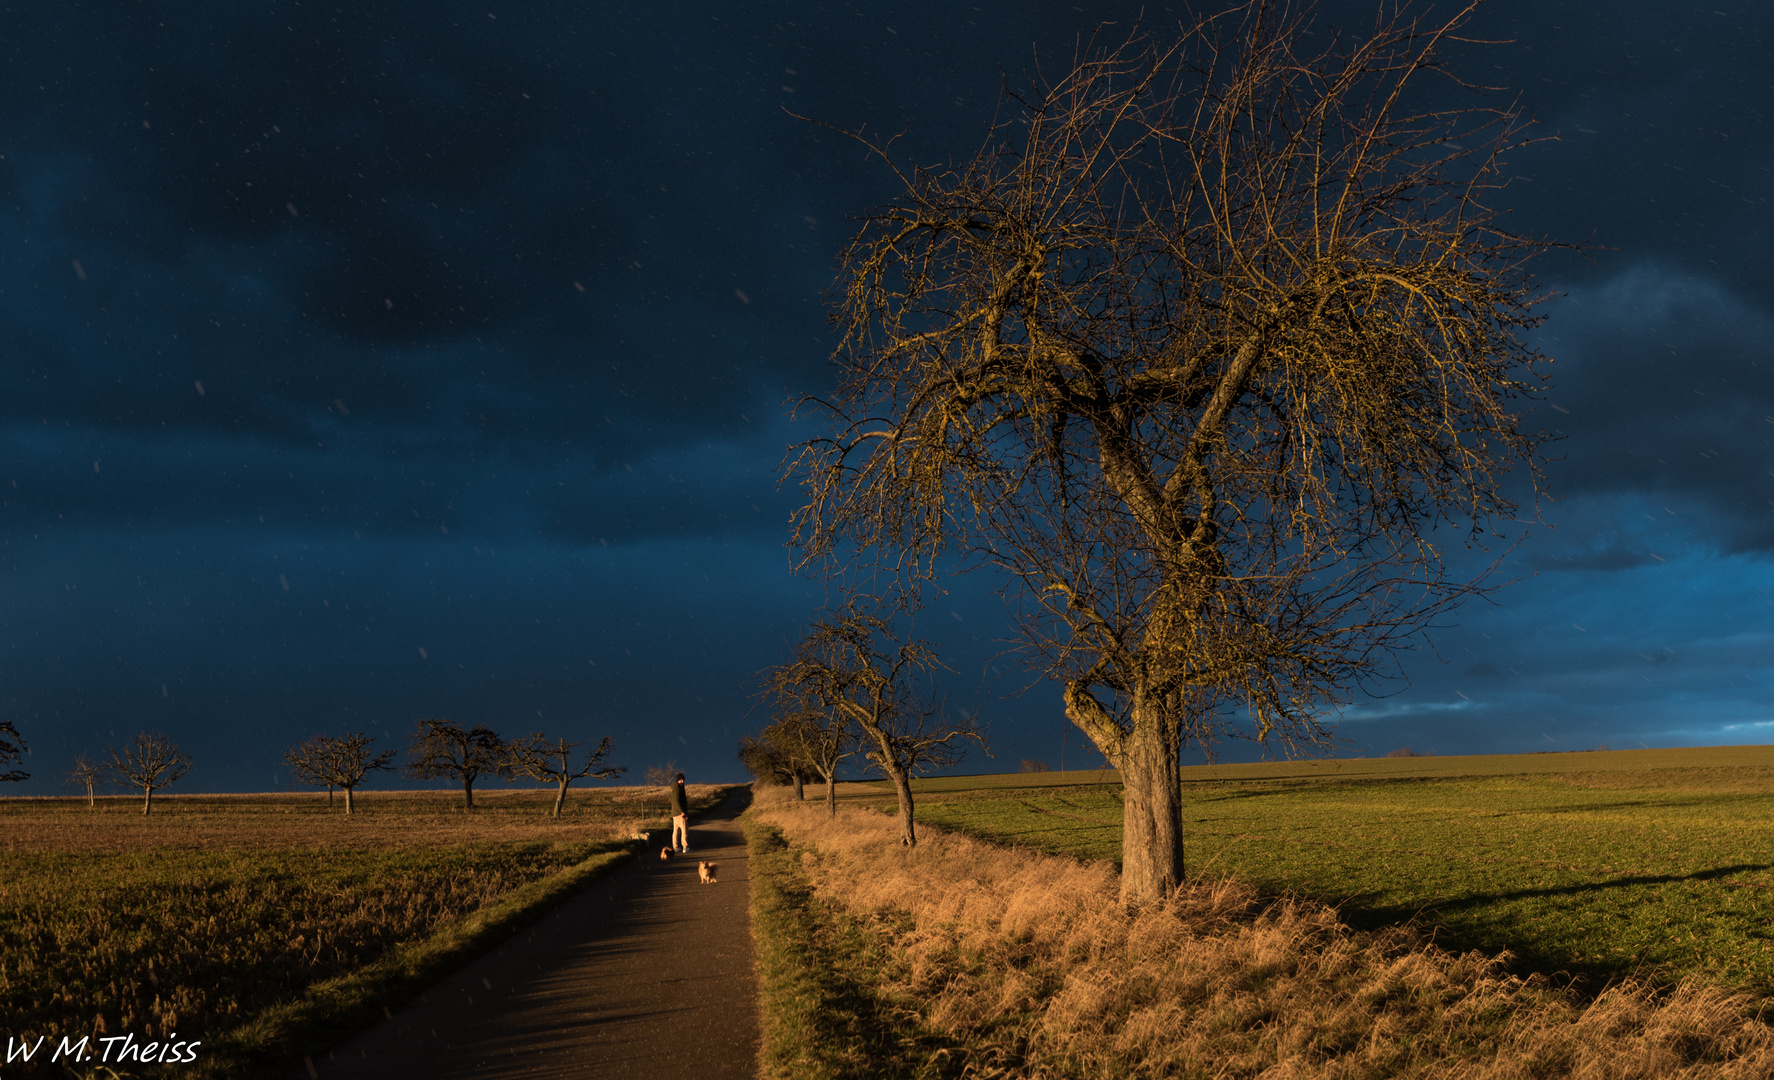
top-left (298, 790), bottom-right (760, 1080)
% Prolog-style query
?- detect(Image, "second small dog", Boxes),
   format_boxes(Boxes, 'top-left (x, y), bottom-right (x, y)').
top-left (659, 847), bottom-right (674, 861)
top-left (698, 860), bottom-right (717, 884)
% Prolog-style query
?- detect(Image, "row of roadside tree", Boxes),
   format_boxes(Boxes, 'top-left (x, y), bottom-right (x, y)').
top-left (0, 718), bottom-right (624, 817)
top-left (289, 720), bottom-right (624, 817)
top-left (739, 606), bottom-right (987, 846)
top-left (3, 723), bottom-right (200, 816)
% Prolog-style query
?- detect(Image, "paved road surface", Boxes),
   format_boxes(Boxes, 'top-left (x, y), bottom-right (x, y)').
top-left (298, 791), bottom-right (759, 1079)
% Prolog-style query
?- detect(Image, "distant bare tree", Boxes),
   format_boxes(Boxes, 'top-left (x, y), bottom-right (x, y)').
top-left (737, 735), bottom-right (796, 787)
top-left (284, 737), bottom-right (336, 804)
top-left (779, 606), bottom-right (986, 845)
top-left (505, 733), bottom-right (626, 817)
top-left (756, 665), bottom-right (859, 817)
top-left (66, 755), bottom-right (104, 807)
top-left (788, 4), bottom-right (1555, 902)
top-left (106, 731), bottom-right (192, 815)
top-left (783, 711), bottom-right (855, 814)
top-left (1019, 759), bottom-right (1052, 774)
top-left (406, 719), bottom-right (506, 809)
top-left (0, 721), bottom-right (26, 783)
top-left (643, 761), bottom-right (679, 788)
top-left (739, 714), bottom-right (807, 797)
top-left (284, 745), bottom-right (337, 806)
top-left (284, 733), bottom-right (396, 814)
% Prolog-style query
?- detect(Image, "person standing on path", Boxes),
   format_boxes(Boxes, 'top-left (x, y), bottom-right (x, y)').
top-left (669, 771), bottom-right (690, 852)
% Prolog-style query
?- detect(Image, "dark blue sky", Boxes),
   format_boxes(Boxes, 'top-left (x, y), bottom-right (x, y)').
top-left (2, 0), bottom-right (1770, 794)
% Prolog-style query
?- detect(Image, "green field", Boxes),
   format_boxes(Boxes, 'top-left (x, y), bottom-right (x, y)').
top-left (848, 746), bottom-right (1774, 997)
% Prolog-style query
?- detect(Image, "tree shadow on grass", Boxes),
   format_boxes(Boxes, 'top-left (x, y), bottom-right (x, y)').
top-left (1370, 863), bottom-right (1773, 912)
top-left (1189, 778), bottom-right (1728, 815)
top-left (1326, 863), bottom-right (1774, 996)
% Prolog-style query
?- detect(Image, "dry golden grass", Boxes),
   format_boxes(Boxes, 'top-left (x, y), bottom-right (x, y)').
top-left (751, 786), bottom-right (1774, 1078)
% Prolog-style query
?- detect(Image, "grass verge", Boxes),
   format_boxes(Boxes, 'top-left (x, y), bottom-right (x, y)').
top-left (745, 816), bottom-right (975, 1080)
top-left (752, 787), bottom-right (1774, 1078)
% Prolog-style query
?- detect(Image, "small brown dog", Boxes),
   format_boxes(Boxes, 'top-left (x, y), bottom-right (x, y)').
top-left (698, 861), bottom-right (717, 884)
top-left (659, 847), bottom-right (674, 861)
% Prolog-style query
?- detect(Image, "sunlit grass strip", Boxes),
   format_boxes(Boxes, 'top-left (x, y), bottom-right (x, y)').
top-left (746, 816), bottom-right (977, 1080)
top-left (193, 842), bottom-right (638, 1079)
top-left (753, 788), bottom-right (1774, 1078)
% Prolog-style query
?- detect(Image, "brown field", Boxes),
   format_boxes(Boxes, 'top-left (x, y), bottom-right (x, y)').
top-left (0, 783), bottom-right (733, 1078)
top-left (0, 783), bottom-right (724, 853)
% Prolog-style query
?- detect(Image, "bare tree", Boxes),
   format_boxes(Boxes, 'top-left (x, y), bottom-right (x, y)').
top-left (739, 715), bottom-right (810, 798)
top-left (284, 744), bottom-right (337, 806)
top-left (781, 712), bottom-right (855, 814)
top-left (406, 719), bottom-right (506, 809)
top-left (284, 733), bottom-right (396, 814)
top-left (778, 607), bottom-right (985, 845)
top-left (791, 4), bottom-right (1554, 900)
top-left (106, 731), bottom-right (193, 815)
top-left (66, 755), bottom-right (104, 807)
top-left (505, 733), bottom-right (626, 817)
top-left (285, 738), bottom-right (335, 804)
top-left (642, 759), bottom-right (682, 815)
top-left (0, 721), bottom-right (26, 783)
top-left (788, 5), bottom-right (1555, 902)
top-left (756, 664), bottom-right (859, 817)
top-left (737, 735), bottom-right (797, 787)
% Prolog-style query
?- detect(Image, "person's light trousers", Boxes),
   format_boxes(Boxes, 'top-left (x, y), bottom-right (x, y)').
top-left (672, 813), bottom-right (689, 852)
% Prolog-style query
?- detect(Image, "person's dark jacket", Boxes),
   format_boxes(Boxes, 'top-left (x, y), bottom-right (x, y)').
top-left (668, 780), bottom-right (688, 816)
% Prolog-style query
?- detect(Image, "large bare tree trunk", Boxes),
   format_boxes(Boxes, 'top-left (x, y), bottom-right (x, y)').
top-left (887, 766), bottom-right (917, 846)
top-left (141, 786), bottom-right (152, 816)
top-left (462, 777), bottom-right (476, 809)
top-left (792, 772), bottom-right (805, 800)
top-left (1067, 683), bottom-right (1185, 905)
top-left (824, 773), bottom-right (838, 817)
top-left (344, 785), bottom-right (355, 815)
top-left (1116, 701), bottom-right (1184, 905)
top-left (552, 781), bottom-right (568, 818)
